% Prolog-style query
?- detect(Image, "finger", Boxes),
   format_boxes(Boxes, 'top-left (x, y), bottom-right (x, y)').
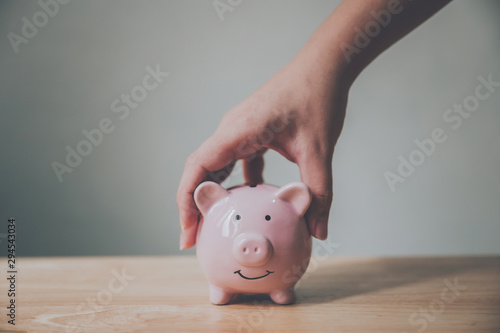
top-left (214, 160), bottom-right (236, 184)
top-left (180, 223), bottom-right (198, 250)
top-left (297, 153), bottom-right (333, 240)
top-left (242, 148), bottom-right (267, 185)
top-left (177, 128), bottom-right (261, 250)
top-left (177, 136), bottom-right (237, 242)
top-left (178, 162), bottom-right (234, 251)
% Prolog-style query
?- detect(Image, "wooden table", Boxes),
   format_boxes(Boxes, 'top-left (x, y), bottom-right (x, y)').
top-left (1, 256), bottom-right (499, 332)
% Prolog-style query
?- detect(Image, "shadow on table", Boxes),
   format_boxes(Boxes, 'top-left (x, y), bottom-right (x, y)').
top-left (295, 256), bottom-right (494, 305)
top-left (226, 257), bottom-right (497, 306)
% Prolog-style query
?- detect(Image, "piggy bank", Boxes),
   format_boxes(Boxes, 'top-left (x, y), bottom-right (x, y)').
top-left (194, 181), bottom-right (312, 305)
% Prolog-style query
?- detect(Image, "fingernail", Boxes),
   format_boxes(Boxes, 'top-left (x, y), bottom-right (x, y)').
top-left (314, 221), bottom-right (328, 240)
top-left (179, 232), bottom-right (186, 250)
top-left (180, 214), bottom-right (188, 230)
top-left (181, 218), bottom-right (193, 231)
top-left (181, 211), bottom-right (198, 230)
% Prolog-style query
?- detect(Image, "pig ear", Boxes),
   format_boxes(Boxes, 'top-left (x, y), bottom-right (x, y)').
top-left (275, 182), bottom-right (311, 217)
top-left (194, 181), bottom-right (230, 215)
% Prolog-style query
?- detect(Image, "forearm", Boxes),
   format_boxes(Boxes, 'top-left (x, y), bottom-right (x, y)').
top-left (178, 0), bottom-right (454, 248)
top-left (294, 0), bottom-right (453, 87)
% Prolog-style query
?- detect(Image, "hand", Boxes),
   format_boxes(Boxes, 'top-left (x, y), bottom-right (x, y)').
top-left (177, 51), bottom-right (350, 249)
top-left (177, 0), bottom-right (453, 250)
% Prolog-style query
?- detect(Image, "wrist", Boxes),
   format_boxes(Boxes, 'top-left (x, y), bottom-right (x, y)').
top-left (291, 20), bottom-right (361, 93)
top-left (289, 38), bottom-right (355, 97)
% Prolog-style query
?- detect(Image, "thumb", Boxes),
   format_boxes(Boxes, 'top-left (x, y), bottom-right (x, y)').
top-left (298, 153), bottom-right (333, 240)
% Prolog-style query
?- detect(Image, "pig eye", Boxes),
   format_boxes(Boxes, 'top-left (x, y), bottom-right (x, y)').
top-left (265, 215), bottom-right (271, 221)
top-left (235, 214), bottom-right (241, 220)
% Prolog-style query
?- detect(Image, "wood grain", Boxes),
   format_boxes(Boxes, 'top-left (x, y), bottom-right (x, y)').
top-left (1, 256), bottom-right (499, 332)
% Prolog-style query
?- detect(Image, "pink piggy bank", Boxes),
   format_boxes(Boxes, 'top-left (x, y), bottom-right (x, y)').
top-left (194, 181), bottom-right (312, 305)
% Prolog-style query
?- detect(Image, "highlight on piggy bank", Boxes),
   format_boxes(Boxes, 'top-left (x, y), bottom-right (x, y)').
top-left (193, 181), bottom-right (312, 305)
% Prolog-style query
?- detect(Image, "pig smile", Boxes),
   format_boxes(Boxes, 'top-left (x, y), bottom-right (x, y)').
top-left (234, 270), bottom-right (274, 280)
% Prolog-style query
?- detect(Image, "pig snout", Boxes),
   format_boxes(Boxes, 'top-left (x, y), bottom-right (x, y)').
top-left (233, 233), bottom-right (273, 267)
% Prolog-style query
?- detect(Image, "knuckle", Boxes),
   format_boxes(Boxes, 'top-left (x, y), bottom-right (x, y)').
top-left (185, 152), bottom-right (198, 167)
top-left (178, 200), bottom-right (199, 217)
top-left (176, 191), bottom-right (187, 207)
top-left (315, 190), bottom-right (333, 206)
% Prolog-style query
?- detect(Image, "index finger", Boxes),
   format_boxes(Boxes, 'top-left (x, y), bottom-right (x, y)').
top-left (177, 136), bottom-right (239, 249)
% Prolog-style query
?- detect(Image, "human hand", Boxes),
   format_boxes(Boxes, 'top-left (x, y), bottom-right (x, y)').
top-left (177, 0), bottom-right (453, 250)
top-left (177, 50), bottom-right (350, 249)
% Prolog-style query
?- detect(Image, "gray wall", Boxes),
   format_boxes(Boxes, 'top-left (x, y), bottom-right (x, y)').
top-left (1, 0), bottom-right (499, 256)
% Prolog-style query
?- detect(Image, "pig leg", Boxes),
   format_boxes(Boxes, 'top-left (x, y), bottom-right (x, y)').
top-left (269, 288), bottom-right (295, 304)
top-left (209, 285), bottom-right (233, 305)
